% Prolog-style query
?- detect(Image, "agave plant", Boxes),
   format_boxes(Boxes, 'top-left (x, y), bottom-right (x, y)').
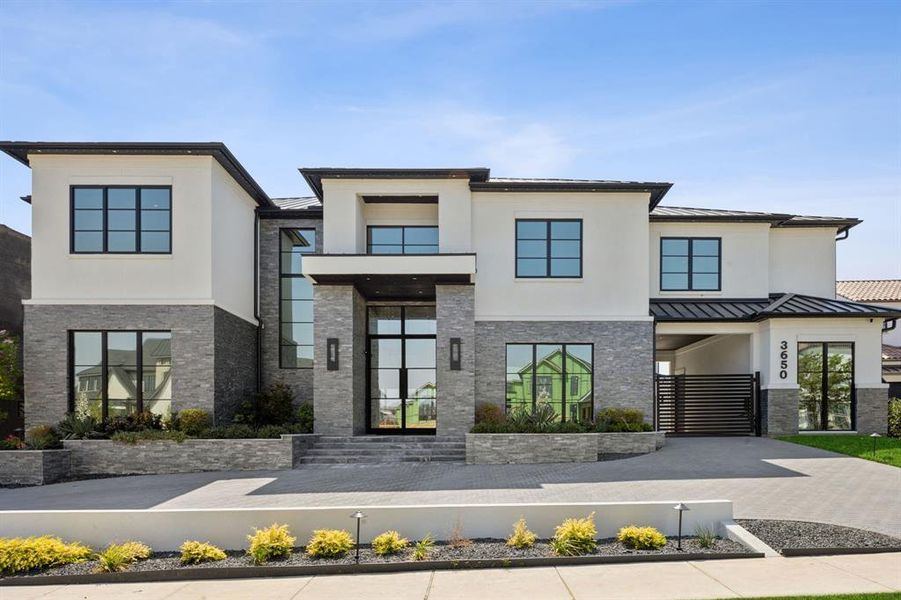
top-left (56, 412), bottom-right (100, 440)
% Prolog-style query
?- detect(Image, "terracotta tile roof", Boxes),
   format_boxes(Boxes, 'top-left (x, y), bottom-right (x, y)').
top-left (837, 280), bottom-right (901, 303)
top-left (884, 344), bottom-right (901, 361)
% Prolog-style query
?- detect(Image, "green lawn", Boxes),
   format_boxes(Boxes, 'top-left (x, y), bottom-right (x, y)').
top-left (778, 435), bottom-right (901, 467)
top-left (729, 594), bottom-right (901, 600)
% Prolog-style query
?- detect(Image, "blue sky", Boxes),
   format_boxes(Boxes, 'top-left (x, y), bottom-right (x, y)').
top-left (1, 0), bottom-right (898, 278)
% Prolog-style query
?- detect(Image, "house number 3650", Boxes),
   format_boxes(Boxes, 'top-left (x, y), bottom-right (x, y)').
top-left (779, 340), bottom-right (789, 379)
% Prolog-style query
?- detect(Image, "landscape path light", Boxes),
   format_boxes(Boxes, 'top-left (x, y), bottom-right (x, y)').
top-left (350, 510), bottom-right (365, 563)
top-left (673, 502), bottom-right (690, 551)
top-left (870, 432), bottom-right (881, 458)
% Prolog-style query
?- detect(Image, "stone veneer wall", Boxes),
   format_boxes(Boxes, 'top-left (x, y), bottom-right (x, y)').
top-left (596, 431), bottom-right (666, 454)
top-left (258, 217), bottom-right (323, 406)
top-left (466, 433), bottom-right (598, 464)
top-left (0, 449), bottom-right (71, 485)
top-left (63, 435), bottom-right (318, 476)
top-left (213, 307), bottom-right (258, 423)
top-left (855, 387), bottom-right (888, 435)
top-left (313, 285), bottom-right (366, 434)
top-left (760, 388), bottom-right (799, 436)
top-left (474, 320), bottom-right (654, 422)
top-left (436, 285), bottom-right (475, 436)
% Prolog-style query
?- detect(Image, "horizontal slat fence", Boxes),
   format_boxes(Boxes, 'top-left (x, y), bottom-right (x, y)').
top-left (656, 373), bottom-right (758, 435)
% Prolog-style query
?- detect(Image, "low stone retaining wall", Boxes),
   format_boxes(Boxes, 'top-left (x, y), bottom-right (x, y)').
top-left (466, 432), bottom-right (666, 465)
top-left (63, 434), bottom-right (319, 476)
top-left (597, 431), bottom-right (666, 455)
top-left (466, 433), bottom-right (598, 464)
top-left (0, 449), bottom-right (71, 485)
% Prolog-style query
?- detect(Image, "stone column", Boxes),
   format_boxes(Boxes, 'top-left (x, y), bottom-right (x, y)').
top-left (436, 284), bottom-right (475, 437)
top-left (855, 387), bottom-right (888, 434)
top-left (760, 388), bottom-right (800, 436)
top-left (313, 285), bottom-right (366, 435)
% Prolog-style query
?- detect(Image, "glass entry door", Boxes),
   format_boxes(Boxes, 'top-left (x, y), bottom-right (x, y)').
top-left (368, 306), bottom-right (437, 433)
top-left (798, 342), bottom-right (854, 431)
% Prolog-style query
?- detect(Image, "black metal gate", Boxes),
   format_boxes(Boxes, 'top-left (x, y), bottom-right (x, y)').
top-left (656, 373), bottom-right (760, 435)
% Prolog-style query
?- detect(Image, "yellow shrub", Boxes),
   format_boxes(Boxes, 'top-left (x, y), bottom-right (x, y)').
top-left (506, 517), bottom-right (537, 549)
top-left (179, 540), bottom-right (226, 564)
top-left (550, 512), bottom-right (597, 556)
top-left (617, 526), bottom-right (667, 550)
top-left (0, 536), bottom-right (93, 575)
top-left (305, 529), bottom-right (354, 559)
top-left (247, 524), bottom-right (296, 564)
top-left (96, 541), bottom-right (152, 573)
top-left (371, 531), bottom-right (408, 556)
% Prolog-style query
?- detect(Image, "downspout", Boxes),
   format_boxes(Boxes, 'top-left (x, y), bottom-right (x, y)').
top-left (651, 314), bottom-right (657, 431)
top-left (254, 209), bottom-right (263, 394)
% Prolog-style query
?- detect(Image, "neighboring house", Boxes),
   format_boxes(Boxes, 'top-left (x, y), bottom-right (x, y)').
top-left (1, 141), bottom-right (898, 437)
top-left (837, 279), bottom-right (901, 397)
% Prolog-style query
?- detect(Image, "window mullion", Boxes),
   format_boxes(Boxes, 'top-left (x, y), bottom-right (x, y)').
top-left (136, 332), bottom-right (144, 413)
top-left (136, 188), bottom-right (142, 253)
top-left (546, 221), bottom-right (552, 277)
top-left (102, 188), bottom-right (108, 253)
top-left (101, 332), bottom-right (109, 421)
top-left (561, 344), bottom-right (567, 423)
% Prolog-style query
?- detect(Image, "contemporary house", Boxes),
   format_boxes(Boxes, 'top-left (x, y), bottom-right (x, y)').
top-left (1, 141), bottom-right (897, 441)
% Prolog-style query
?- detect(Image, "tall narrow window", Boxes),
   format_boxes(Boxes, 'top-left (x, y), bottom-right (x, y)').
top-left (280, 228), bottom-right (316, 368)
top-left (71, 186), bottom-right (171, 254)
top-left (660, 237), bottom-right (720, 291)
top-left (798, 342), bottom-right (854, 431)
top-left (70, 330), bottom-right (171, 420)
top-left (515, 219), bottom-right (582, 278)
top-left (504, 343), bottom-right (593, 423)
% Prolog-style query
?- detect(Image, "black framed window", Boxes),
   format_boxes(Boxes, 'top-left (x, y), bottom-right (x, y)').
top-left (515, 219), bottom-right (582, 278)
top-left (71, 186), bottom-right (171, 254)
top-left (367, 226), bottom-right (438, 255)
top-left (660, 237), bottom-right (720, 291)
top-left (505, 343), bottom-right (593, 423)
top-left (280, 228), bottom-right (316, 368)
top-left (798, 342), bottom-right (854, 431)
top-left (70, 330), bottom-right (172, 420)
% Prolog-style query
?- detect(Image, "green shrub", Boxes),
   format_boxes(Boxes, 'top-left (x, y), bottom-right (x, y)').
top-left (1, 434), bottom-right (25, 450)
top-left (411, 535), bottom-right (434, 561)
top-left (0, 331), bottom-right (22, 402)
top-left (25, 425), bottom-right (62, 449)
top-left (256, 383), bottom-right (295, 425)
top-left (179, 540), bottom-right (226, 564)
top-left (247, 524), bottom-right (295, 564)
top-left (0, 536), bottom-right (93, 574)
top-left (111, 429), bottom-right (186, 444)
top-left (57, 412), bottom-right (101, 440)
top-left (617, 526), bottom-right (667, 550)
top-left (694, 524), bottom-right (717, 549)
top-left (506, 517), bottom-right (537, 549)
top-left (205, 424), bottom-right (257, 439)
top-left (594, 408), bottom-right (652, 432)
top-left (96, 541), bottom-right (151, 572)
top-left (475, 403), bottom-right (505, 425)
top-left (102, 411), bottom-right (163, 434)
top-left (550, 513), bottom-right (597, 556)
top-left (256, 424), bottom-right (292, 439)
top-left (296, 403), bottom-right (314, 433)
top-left (889, 398), bottom-right (901, 438)
top-left (305, 529), bottom-right (355, 559)
top-left (371, 531), bottom-right (408, 556)
top-left (177, 409), bottom-right (210, 437)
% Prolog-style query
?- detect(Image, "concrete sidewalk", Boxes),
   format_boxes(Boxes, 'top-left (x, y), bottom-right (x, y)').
top-left (4, 553), bottom-right (900, 600)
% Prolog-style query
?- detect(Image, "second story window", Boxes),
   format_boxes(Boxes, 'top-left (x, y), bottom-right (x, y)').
top-left (660, 237), bottom-right (721, 291)
top-left (515, 219), bottom-right (582, 278)
top-left (71, 186), bottom-right (171, 254)
top-left (367, 226), bottom-right (438, 255)
top-left (280, 228), bottom-right (316, 368)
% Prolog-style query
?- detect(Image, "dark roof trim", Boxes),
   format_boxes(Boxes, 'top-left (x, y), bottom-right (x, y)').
top-left (300, 168), bottom-right (490, 200)
top-left (361, 195), bottom-right (438, 204)
top-left (20, 195), bottom-right (31, 204)
top-left (651, 207), bottom-right (861, 233)
top-left (471, 180), bottom-right (673, 209)
top-left (257, 207), bottom-right (323, 219)
top-left (651, 293), bottom-right (901, 322)
top-left (0, 141), bottom-right (273, 208)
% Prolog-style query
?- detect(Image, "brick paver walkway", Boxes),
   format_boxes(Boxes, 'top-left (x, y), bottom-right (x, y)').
top-left (2, 437), bottom-right (899, 536)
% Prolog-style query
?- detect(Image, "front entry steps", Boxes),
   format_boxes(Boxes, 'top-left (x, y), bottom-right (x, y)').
top-left (299, 435), bottom-right (465, 465)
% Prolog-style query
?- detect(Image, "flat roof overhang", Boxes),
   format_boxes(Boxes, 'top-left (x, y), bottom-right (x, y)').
top-left (302, 254), bottom-right (476, 300)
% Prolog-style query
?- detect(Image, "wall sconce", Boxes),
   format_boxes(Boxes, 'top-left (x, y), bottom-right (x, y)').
top-left (450, 337), bottom-right (461, 371)
top-left (327, 338), bottom-right (339, 371)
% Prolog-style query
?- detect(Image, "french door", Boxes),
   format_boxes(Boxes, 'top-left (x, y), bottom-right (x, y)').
top-left (367, 306), bottom-right (437, 434)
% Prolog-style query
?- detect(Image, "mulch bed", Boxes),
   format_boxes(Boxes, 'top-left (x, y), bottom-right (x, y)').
top-left (4, 536), bottom-right (750, 583)
top-left (737, 519), bottom-right (901, 555)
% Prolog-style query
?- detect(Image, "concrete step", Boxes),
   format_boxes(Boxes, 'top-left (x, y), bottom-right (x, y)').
top-left (305, 448), bottom-right (463, 455)
top-left (299, 455), bottom-right (464, 465)
top-left (312, 442), bottom-right (464, 450)
top-left (300, 435), bottom-right (465, 466)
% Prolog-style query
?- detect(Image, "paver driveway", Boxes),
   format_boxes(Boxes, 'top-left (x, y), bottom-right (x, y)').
top-left (2, 437), bottom-right (899, 536)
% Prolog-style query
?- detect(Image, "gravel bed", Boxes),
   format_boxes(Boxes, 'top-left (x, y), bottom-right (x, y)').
top-left (737, 519), bottom-right (901, 551)
top-left (6, 535), bottom-right (747, 580)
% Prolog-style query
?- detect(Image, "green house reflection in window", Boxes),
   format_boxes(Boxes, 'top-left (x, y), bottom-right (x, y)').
top-left (505, 343), bottom-right (593, 423)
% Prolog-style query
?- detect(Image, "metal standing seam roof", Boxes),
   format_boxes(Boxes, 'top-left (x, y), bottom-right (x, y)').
top-left (271, 197), bottom-right (321, 210)
top-left (651, 293), bottom-right (901, 322)
top-left (651, 206), bottom-right (861, 232)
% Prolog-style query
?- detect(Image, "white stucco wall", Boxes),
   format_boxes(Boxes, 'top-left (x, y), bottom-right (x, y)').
top-left (879, 301), bottom-right (901, 346)
top-left (674, 334), bottom-right (752, 375)
top-left (769, 227), bottom-right (837, 298)
top-left (27, 154), bottom-right (214, 304)
top-left (650, 222), bottom-right (771, 299)
top-left (472, 191), bottom-right (651, 320)
top-left (320, 179), bottom-right (471, 254)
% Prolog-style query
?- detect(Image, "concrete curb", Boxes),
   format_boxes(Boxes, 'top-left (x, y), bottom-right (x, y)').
top-left (721, 519), bottom-right (780, 558)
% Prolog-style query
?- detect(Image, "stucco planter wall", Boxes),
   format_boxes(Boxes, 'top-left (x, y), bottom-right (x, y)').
top-left (63, 434), bottom-right (319, 477)
top-left (597, 432), bottom-right (666, 455)
top-left (466, 433), bottom-right (598, 465)
top-left (0, 449), bottom-right (71, 485)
